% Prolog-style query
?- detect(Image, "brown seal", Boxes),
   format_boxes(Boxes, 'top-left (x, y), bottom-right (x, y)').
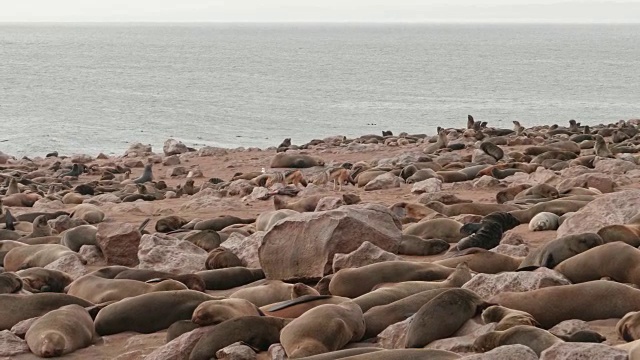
top-left (424, 130), bottom-right (448, 154)
top-left (518, 232), bottom-right (603, 270)
top-left (280, 301), bottom-right (365, 358)
top-left (329, 261), bottom-right (455, 298)
top-left (496, 184), bottom-right (532, 204)
top-left (435, 248), bottom-right (523, 274)
top-left (155, 216), bottom-right (189, 233)
top-left (94, 290), bottom-right (216, 335)
top-left (4, 244), bottom-right (81, 272)
top-left (508, 199), bottom-right (591, 223)
top-left (0, 293), bottom-right (93, 330)
top-left (113, 269), bottom-right (206, 291)
top-left (230, 280), bottom-right (319, 307)
top-left (166, 320), bottom-right (199, 342)
top-left (594, 135), bottom-right (614, 157)
top-left (205, 248), bottom-right (243, 269)
top-left (194, 216), bottom-right (255, 231)
top-left (617, 311), bottom-right (640, 341)
top-left (402, 218), bottom-right (464, 243)
top-left (66, 274), bottom-right (187, 303)
top-left (354, 263), bottom-right (471, 313)
top-left (554, 241), bottom-right (640, 286)
top-left (70, 204), bottom-right (105, 224)
top-left (17, 267), bottom-right (73, 293)
top-left (0, 272), bottom-right (23, 294)
top-left (405, 289), bottom-right (487, 348)
top-left (260, 295), bottom-right (350, 318)
top-left (489, 280), bottom-right (640, 328)
top-left (405, 169), bottom-right (442, 184)
top-left (598, 224), bottom-right (640, 247)
top-left (23, 215), bottom-right (53, 239)
top-left (1, 193), bottom-right (41, 207)
top-left (60, 224), bottom-right (98, 252)
top-left (424, 201), bottom-right (520, 216)
top-left (399, 236), bottom-right (450, 255)
top-left (270, 153), bottom-right (325, 168)
top-left (481, 305), bottom-right (540, 331)
top-left (189, 316), bottom-right (289, 360)
top-left (514, 184), bottom-right (559, 200)
top-left (274, 195), bottom-right (324, 212)
top-left (25, 304), bottom-right (98, 357)
top-left (435, 171), bottom-right (469, 183)
top-left (473, 325), bottom-right (562, 356)
top-left (196, 267), bottom-right (265, 290)
top-left (191, 298), bottom-right (262, 326)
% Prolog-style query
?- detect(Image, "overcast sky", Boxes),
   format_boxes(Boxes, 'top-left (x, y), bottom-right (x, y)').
top-left (2, 1), bottom-right (640, 23)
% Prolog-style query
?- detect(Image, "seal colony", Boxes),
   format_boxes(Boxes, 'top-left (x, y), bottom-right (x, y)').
top-left (1, 116), bottom-right (640, 358)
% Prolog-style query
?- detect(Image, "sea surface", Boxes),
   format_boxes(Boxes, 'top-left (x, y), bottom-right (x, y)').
top-left (1, 23), bottom-right (640, 157)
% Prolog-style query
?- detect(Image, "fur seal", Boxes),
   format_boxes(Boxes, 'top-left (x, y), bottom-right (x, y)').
top-left (405, 289), bottom-right (487, 348)
top-left (405, 169), bottom-right (442, 184)
top-left (518, 232), bottom-right (603, 270)
top-left (230, 281), bottom-right (319, 307)
top-left (329, 261), bottom-right (455, 298)
top-left (294, 348), bottom-right (384, 359)
top-left (166, 320), bottom-right (199, 342)
top-left (189, 316), bottom-right (289, 360)
top-left (353, 263), bottom-right (472, 314)
top-left (15, 211), bottom-right (70, 223)
top-left (424, 131), bottom-right (448, 154)
top-left (205, 248), bottom-right (243, 269)
top-left (0, 240), bottom-right (26, 265)
top-left (435, 248), bottom-right (522, 274)
top-left (598, 224), bottom-right (640, 247)
top-left (133, 163), bottom-right (153, 184)
top-left (480, 141), bottom-right (504, 160)
top-left (594, 135), bottom-right (614, 157)
top-left (489, 280), bottom-right (640, 328)
top-left (70, 204), bottom-right (104, 224)
top-left (270, 153), bottom-right (324, 168)
top-left (497, 184), bottom-right (532, 204)
top-left (66, 274), bottom-right (187, 303)
top-left (4, 244), bottom-right (81, 272)
top-left (194, 216), bottom-right (255, 231)
top-left (528, 212), bottom-right (560, 231)
top-left (435, 171), bottom-right (469, 183)
top-left (256, 209), bottom-right (299, 232)
top-left (94, 290), bottom-right (215, 335)
top-left (191, 298), bottom-right (261, 326)
top-left (473, 325), bottom-right (562, 356)
top-left (509, 199), bottom-right (590, 223)
top-left (280, 301), bottom-right (365, 358)
top-left (260, 295), bottom-right (350, 318)
top-left (178, 230), bottom-right (222, 252)
top-left (481, 305), bottom-right (540, 331)
top-left (196, 267), bottom-right (265, 290)
top-left (17, 267), bottom-right (73, 293)
top-left (514, 184), bottom-right (559, 200)
top-left (554, 242), bottom-right (640, 286)
top-left (155, 216), bottom-right (189, 233)
top-left (617, 311), bottom-right (640, 341)
top-left (1, 193), bottom-right (40, 207)
top-left (23, 215), bottom-right (53, 239)
top-left (113, 269), bottom-right (206, 291)
top-left (425, 201), bottom-right (520, 217)
top-left (0, 293), bottom-right (93, 330)
top-left (399, 236), bottom-right (450, 255)
top-left (0, 272), bottom-right (23, 294)
top-left (402, 218), bottom-right (464, 243)
top-left (456, 212), bottom-right (520, 251)
top-left (60, 225), bottom-right (97, 252)
top-left (274, 195), bottom-right (324, 212)
top-left (25, 304), bottom-right (98, 357)
top-left (390, 202), bottom-right (441, 223)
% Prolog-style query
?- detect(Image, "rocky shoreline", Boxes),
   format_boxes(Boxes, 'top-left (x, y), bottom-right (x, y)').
top-left (2, 117), bottom-right (640, 359)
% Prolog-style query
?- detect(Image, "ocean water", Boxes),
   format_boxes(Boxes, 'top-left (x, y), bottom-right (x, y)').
top-left (1, 23), bottom-right (639, 157)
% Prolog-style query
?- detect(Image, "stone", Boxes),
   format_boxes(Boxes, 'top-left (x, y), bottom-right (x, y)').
top-left (216, 342), bottom-right (257, 359)
top-left (560, 166), bottom-right (594, 178)
top-left (505, 167), bottom-right (560, 187)
top-left (70, 154), bottom-right (93, 164)
top-left (363, 173), bottom-right (403, 191)
top-left (471, 149), bottom-right (497, 165)
top-left (461, 344), bottom-right (538, 360)
top-left (163, 138), bottom-right (188, 156)
top-left (163, 155), bottom-right (181, 166)
top-left (462, 267), bottom-right (571, 300)
top-left (556, 173), bottom-right (615, 194)
top-left (10, 317), bottom-right (38, 339)
top-left (500, 231), bottom-right (526, 245)
top-left (167, 166), bottom-right (188, 177)
top-left (137, 233), bottom-right (207, 274)
top-left (411, 178), bottom-right (443, 194)
top-left (228, 180), bottom-right (256, 197)
top-left (44, 254), bottom-right (88, 279)
top-left (549, 320), bottom-right (590, 338)
top-left (32, 199), bottom-right (65, 211)
top-left (221, 232), bottom-right (263, 269)
top-left (47, 215), bottom-right (88, 234)
top-left (490, 243), bottom-right (530, 257)
top-left (84, 193), bottom-right (122, 205)
top-left (473, 175), bottom-right (499, 188)
top-left (540, 342), bottom-right (627, 360)
top-left (187, 167), bottom-right (204, 178)
top-left (557, 189), bottom-right (640, 237)
top-left (198, 146), bottom-right (228, 157)
top-left (124, 143), bottom-right (153, 157)
top-left (378, 316), bottom-right (411, 349)
top-left (298, 183), bottom-right (329, 197)
top-left (79, 245), bottom-right (106, 265)
top-left (594, 158), bottom-right (637, 174)
top-left (332, 241), bottom-right (402, 273)
top-left (268, 344), bottom-right (287, 360)
top-left (123, 159), bottom-right (145, 168)
top-left (314, 196), bottom-right (344, 212)
top-left (243, 187), bottom-right (270, 202)
top-left (0, 330), bottom-right (29, 356)
top-left (427, 322), bottom-right (496, 353)
top-left (144, 325), bottom-right (215, 360)
top-left (418, 192), bottom-right (473, 205)
top-left (258, 204), bottom-right (402, 281)
top-left (96, 222), bottom-right (142, 266)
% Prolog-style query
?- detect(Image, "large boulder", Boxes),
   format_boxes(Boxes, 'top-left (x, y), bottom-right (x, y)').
top-left (137, 233), bottom-right (207, 274)
top-left (557, 189), bottom-right (640, 237)
top-left (216, 342), bottom-right (257, 360)
top-left (0, 330), bottom-right (29, 357)
top-left (594, 158), bottom-right (637, 174)
top-left (221, 232), bottom-right (263, 268)
top-left (378, 316), bottom-right (412, 349)
top-left (145, 325), bottom-right (215, 360)
top-left (96, 222), bottom-right (141, 266)
top-left (462, 345), bottom-right (538, 360)
top-left (363, 173), bottom-right (403, 191)
top-left (332, 241), bottom-right (401, 273)
top-left (540, 342), bottom-right (627, 360)
top-left (427, 323), bottom-right (496, 353)
top-left (258, 204), bottom-right (402, 281)
top-left (462, 268), bottom-right (570, 300)
top-left (411, 178), bottom-right (443, 194)
top-left (505, 167), bottom-right (560, 187)
top-left (556, 173), bottom-right (615, 194)
top-left (197, 146), bottom-right (228, 157)
top-left (44, 254), bottom-right (88, 279)
top-left (124, 143), bottom-right (153, 157)
top-left (47, 215), bottom-right (88, 234)
top-left (163, 138), bottom-right (189, 156)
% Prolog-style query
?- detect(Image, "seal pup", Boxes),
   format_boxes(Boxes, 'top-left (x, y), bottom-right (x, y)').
top-left (0, 272), bottom-right (23, 294)
top-left (528, 212), bottom-right (560, 231)
top-left (435, 248), bottom-right (522, 274)
top-left (274, 195), bottom-right (324, 213)
top-left (405, 289), bottom-right (487, 348)
top-left (189, 316), bottom-right (289, 360)
top-left (25, 304), bottom-right (98, 358)
top-left (17, 268), bottom-right (73, 293)
top-left (193, 216), bottom-right (256, 231)
top-left (23, 215), bottom-right (53, 239)
top-left (132, 163), bottom-right (153, 184)
top-left (280, 301), bottom-right (365, 358)
top-left (456, 212), bottom-right (520, 251)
